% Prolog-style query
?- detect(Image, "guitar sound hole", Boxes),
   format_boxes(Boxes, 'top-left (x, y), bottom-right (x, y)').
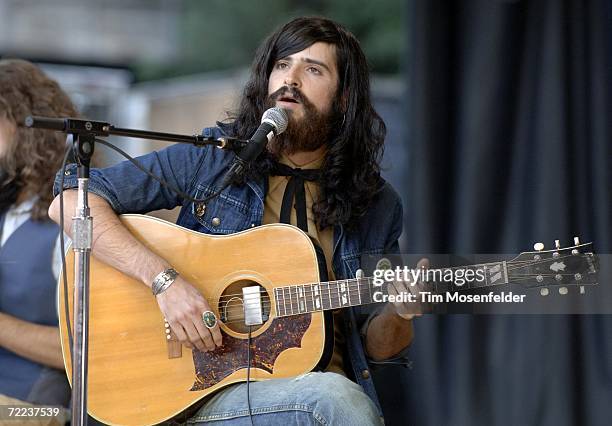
top-left (218, 280), bottom-right (271, 334)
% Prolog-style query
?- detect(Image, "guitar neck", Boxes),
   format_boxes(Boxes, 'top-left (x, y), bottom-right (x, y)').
top-left (272, 261), bottom-right (509, 317)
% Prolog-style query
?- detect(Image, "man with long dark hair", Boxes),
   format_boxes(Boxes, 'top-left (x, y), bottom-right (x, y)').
top-left (50, 17), bottom-right (416, 425)
top-left (0, 59), bottom-right (75, 419)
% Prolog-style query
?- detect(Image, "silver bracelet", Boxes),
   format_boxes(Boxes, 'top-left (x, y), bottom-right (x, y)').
top-left (152, 268), bottom-right (179, 296)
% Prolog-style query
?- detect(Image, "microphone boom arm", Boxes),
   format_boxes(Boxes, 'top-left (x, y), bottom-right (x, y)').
top-left (24, 116), bottom-right (248, 150)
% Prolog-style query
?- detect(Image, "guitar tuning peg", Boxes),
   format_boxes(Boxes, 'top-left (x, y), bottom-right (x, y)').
top-left (555, 240), bottom-right (560, 249)
top-left (558, 287), bottom-right (568, 295)
top-left (580, 286), bottom-right (585, 295)
top-left (572, 237), bottom-right (580, 254)
top-left (534, 242), bottom-right (544, 251)
top-left (540, 288), bottom-right (549, 296)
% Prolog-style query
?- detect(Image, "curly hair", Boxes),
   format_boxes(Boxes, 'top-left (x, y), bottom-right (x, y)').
top-left (0, 59), bottom-right (78, 221)
top-left (227, 16), bottom-right (386, 230)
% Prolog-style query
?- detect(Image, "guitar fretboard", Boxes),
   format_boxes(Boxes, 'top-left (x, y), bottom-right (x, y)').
top-left (273, 261), bottom-right (510, 318)
top-left (274, 278), bottom-right (376, 317)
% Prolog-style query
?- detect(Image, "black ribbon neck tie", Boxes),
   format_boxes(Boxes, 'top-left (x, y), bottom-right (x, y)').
top-left (270, 162), bottom-right (321, 233)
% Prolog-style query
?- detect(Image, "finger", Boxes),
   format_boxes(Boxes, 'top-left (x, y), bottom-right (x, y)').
top-left (169, 321), bottom-right (193, 350)
top-left (183, 322), bottom-right (208, 352)
top-left (415, 258), bottom-right (430, 290)
top-left (209, 322), bottom-right (223, 347)
top-left (198, 301), bottom-right (223, 347)
top-left (393, 280), bottom-right (410, 294)
top-left (193, 318), bottom-right (217, 351)
top-left (388, 280), bottom-right (400, 296)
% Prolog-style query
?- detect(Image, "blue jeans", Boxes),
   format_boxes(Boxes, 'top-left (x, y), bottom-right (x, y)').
top-left (187, 372), bottom-right (383, 425)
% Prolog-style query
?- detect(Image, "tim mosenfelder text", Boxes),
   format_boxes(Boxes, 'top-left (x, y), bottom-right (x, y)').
top-left (371, 266), bottom-right (526, 304)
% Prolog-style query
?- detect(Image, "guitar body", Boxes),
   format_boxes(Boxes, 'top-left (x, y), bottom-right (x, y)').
top-left (59, 215), bottom-right (327, 425)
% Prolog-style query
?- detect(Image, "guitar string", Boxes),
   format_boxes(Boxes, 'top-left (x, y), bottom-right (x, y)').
top-left (196, 276), bottom-right (594, 326)
top-left (169, 256), bottom-right (593, 321)
top-left (218, 281), bottom-right (594, 326)
top-left (214, 268), bottom-right (588, 307)
top-left (210, 256), bottom-right (547, 301)
top-left (212, 252), bottom-right (589, 301)
top-left (506, 253), bottom-right (580, 271)
top-left (214, 279), bottom-right (380, 304)
top-left (215, 262), bottom-right (590, 304)
top-left (212, 272), bottom-right (592, 319)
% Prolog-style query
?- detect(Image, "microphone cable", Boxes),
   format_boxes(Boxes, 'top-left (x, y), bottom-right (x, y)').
top-left (246, 326), bottom-right (255, 426)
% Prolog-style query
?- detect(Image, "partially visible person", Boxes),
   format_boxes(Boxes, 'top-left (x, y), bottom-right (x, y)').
top-left (0, 59), bottom-right (76, 425)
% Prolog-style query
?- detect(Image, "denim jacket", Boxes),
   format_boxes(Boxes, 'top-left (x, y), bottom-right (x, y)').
top-left (53, 125), bottom-right (406, 418)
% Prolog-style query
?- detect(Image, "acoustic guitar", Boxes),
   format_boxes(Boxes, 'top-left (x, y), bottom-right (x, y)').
top-left (58, 215), bottom-right (598, 425)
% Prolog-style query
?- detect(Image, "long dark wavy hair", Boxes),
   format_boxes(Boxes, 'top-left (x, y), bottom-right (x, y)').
top-left (0, 59), bottom-right (78, 220)
top-left (227, 16), bottom-right (386, 230)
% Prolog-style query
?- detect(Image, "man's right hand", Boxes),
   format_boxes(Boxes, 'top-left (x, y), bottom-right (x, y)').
top-left (49, 190), bottom-right (224, 353)
top-left (156, 277), bottom-right (223, 352)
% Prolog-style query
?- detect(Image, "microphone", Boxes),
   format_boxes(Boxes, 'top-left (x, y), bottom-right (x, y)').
top-left (219, 107), bottom-right (288, 188)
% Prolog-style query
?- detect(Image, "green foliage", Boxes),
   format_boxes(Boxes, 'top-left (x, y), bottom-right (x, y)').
top-left (134, 0), bottom-right (405, 81)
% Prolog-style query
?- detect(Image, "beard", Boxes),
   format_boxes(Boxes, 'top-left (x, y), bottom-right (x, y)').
top-left (266, 86), bottom-right (342, 157)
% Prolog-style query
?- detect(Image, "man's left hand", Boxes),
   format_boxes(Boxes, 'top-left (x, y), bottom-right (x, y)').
top-left (387, 257), bottom-right (429, 321)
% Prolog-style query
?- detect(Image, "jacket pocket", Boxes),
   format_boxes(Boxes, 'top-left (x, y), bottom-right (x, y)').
top-left (190, 183), bottom-right (252, 234)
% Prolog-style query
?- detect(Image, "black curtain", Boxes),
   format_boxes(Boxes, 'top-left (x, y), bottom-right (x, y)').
top-left (374, 1), bottom-right (612, 425)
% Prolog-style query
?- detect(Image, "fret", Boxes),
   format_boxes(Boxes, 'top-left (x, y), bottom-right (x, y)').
top-left (279, 286), bottom-right (286, 315)
top-left (273, 288), bottom-right (279, 316)
top-left (470, 264), bottom-right (487, 288)
top-left (283, 287), bottom-right (289, 316)
top-left (312, 283), bottom-right (322, 311)
top-left (285, 286), bottom-right (294, 315)
top-left (275, 288), bottom-right (284, 317)
top-left (367, 277), bottom-right (373, 303)
top-left (340, 280), bottom-right (349, 306)
top-left (434, 279), bottom-right (447, 294)
top-left (482, 265), bottom-right (490, 287)
top-left (356, 278), bottom-right (362, 305)
top-left (298, 285), bottom-right (306, 313)
top-left (335, 280), bottom-right (342, 308)
top-left (346, 279), bottom-right (352, 305)
top-left (326, 280), bottom-right (333, 309)
top-left (502, 261), bottom-right (509, 284)
top-left (483, 262), bottom-right (507, 286)
top-left (292, 286), bottom-right (300, 314)
top-left (306, 284), bottom-right (313, 312)
top-left (459, 266), bottom-right (474, 290)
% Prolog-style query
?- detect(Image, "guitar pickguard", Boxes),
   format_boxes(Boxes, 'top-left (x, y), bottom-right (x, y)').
top-left (190, 314), bottom-right (311, 391)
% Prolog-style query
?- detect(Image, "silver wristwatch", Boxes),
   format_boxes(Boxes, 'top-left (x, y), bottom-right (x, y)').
top-left (151, 268), bottom-right (179, 296)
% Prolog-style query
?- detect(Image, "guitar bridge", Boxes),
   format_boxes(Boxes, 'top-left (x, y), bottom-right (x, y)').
top-left (242, 286), bottom-right (264, 326)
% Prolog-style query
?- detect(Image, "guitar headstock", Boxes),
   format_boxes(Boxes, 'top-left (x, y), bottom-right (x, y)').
top-left (507, 237), bottom-right (599, 295)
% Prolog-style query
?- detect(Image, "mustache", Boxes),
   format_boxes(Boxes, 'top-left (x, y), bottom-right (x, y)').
top-left (268, 86), bottom-right (307, 104)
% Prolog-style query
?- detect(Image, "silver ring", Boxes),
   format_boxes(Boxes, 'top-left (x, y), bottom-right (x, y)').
top-left (202, 311), bottom-right (217, 329)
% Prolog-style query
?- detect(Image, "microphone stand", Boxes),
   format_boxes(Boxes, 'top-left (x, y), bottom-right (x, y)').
top-left (24, 116), bottom-right (247, 426)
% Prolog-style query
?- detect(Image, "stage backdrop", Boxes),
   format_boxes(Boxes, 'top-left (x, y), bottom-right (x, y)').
top-left (373, 1), bottom-right (612, 425)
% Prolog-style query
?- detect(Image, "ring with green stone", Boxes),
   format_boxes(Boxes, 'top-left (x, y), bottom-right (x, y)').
top-left (202, 311), bottom-right (217, 329)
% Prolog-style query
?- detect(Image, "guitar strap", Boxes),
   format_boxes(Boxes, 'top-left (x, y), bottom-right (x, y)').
top-left (310, 241), bottom-right (336, 371)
